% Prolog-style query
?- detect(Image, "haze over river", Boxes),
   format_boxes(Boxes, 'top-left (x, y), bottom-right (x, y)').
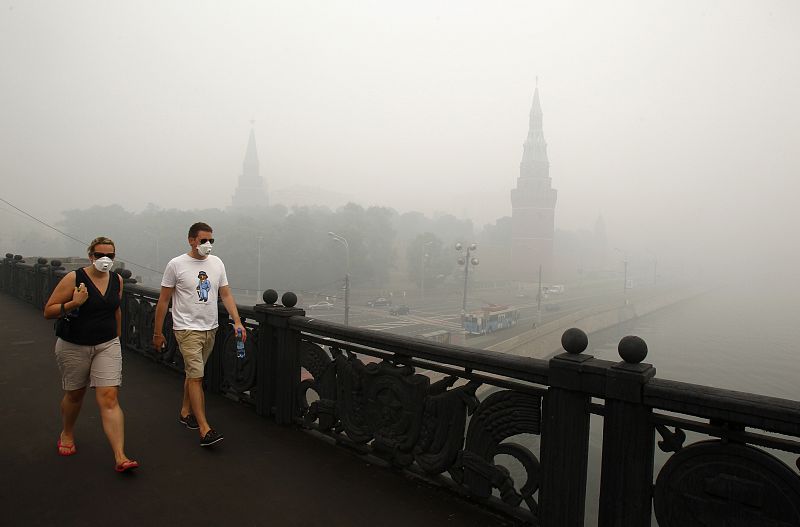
top-left (596, 275), bottom-right (797, 523)
top-left (512, 273), bottom-right (800, 525)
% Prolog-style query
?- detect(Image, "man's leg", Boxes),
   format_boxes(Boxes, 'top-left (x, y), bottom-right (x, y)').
top-left (60, 387), bottom-right (86, 452)
top-left (176, 329), bottom-right (219, 441)
top-left (181, 377), bottom-right (192, 418)
top-left (95, 386), bottom-right (130, 465)
top-left (186, 377), bottom-right (211, 436)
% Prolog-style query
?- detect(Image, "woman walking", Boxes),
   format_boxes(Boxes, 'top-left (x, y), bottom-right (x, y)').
top-left (44, 236), bottom-right (138, 472)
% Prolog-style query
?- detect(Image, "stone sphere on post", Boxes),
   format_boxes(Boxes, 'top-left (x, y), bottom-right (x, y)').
top-left (561, 328), bottom-right (588, 354)
top-left (120, 269), bottom-right (132, 279)
top-left (37, 257), bottom-right (48, 265)
top-left (618, 335), bottom-right (648, 364)
top-left (5, 253), bottom-right (12, 259)
top-left (262, 289), bottom-right (278, 304)
top-left (281, 291), bottom-right (298, 308)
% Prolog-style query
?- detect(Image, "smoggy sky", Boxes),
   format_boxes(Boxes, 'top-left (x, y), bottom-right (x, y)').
top-left (1, 1), bottom-right (799, 266)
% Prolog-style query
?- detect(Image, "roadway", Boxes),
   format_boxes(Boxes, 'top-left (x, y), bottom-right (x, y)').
top-left (300, 280), bottom-right (641, 349)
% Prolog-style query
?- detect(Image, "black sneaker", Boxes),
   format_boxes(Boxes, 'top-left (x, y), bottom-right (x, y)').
top-left (179, 413), bottom-right (199, 430)
top-left (200, 429), bottom-right (224, 447)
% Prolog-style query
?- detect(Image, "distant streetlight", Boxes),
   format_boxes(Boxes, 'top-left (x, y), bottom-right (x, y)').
top-left (257, 235), bottom-right (264, 301)
top-left (455, 242), bottom-right (479, 313)
top-left (614, 247), bottom-right (628, 297)
top-left (328, 231), bottom-right (350, 325)
top-left (646, 249), bottom-right (657, 286)
top-left (142, 229), bottom-right (161, 286)
top-left (420, 241), bottom-right (433, 299)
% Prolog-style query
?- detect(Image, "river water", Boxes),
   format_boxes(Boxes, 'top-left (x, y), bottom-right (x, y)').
top-left (588, 280), bottom-right (799, 399)
top-left (576, 277), bottom-right (800, 525)
top-left (500, 277), bottom-right (800, 525)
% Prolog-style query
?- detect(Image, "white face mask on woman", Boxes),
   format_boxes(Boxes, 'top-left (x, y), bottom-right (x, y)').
top-left (93, 257), bottom-right (113, 272)
top-left (198, 242), bottom-right (213, 256)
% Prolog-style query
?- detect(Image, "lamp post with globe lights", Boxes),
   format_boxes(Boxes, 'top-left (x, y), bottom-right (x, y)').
top-left (420, 240), bottom-right (433, 299)
top-left (455, 242), bottom-right (478, 314)
top-left (328, 231), bottom-right (350, 326)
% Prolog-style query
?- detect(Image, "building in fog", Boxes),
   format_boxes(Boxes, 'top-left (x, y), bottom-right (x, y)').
top-left (511, 86), bottom-right (558, 282)
top-left (231, 127), bottom-right (269, 208)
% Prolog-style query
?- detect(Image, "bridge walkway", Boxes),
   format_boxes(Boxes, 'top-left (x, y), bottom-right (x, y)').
top-left (0, 294), bottom-right (512, 527)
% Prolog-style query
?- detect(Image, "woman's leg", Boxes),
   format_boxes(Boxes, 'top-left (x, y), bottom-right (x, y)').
top-left (60, 387), bottom-right (86, 452)
top-left (95, 386), bottom-right (130, 464)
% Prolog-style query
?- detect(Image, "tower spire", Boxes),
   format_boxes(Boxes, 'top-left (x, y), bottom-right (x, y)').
top-left (244, 126), bottom-right (259, 167)
top-left (231, 123), bottom-right (268, 208)
top-left (520, 85), bottom-right (548, 178)
top-left (510, 83), bottom-right (558, 283)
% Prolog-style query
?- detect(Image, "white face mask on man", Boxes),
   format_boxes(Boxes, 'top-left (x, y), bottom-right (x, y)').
top-left (93, 257), bottom-right (113, 272)
top-left (198, 242), bottom-right (213, 256)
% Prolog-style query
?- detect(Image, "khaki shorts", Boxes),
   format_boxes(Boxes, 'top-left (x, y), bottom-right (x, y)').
top-left (174, 328), bottom-right (218, 379)
top-left (55, 337), bottom-right (122, 391)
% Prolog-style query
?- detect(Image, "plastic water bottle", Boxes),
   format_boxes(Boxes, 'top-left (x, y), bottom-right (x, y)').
top-left (235, 328), bottom-right (245, 359)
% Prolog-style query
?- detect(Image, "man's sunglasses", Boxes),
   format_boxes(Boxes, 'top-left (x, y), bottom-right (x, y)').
top-left (92, 252), bottom-right (115, 260)
top-left (198, 238), bottom-right (215, 245)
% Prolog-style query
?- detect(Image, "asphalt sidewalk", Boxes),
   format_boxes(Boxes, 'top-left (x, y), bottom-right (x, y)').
top-left (0, 294), bottom-right (515, 527)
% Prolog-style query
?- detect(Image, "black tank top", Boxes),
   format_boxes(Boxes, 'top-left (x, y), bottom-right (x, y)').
top-left (63, 268), bottom-right (121, 345)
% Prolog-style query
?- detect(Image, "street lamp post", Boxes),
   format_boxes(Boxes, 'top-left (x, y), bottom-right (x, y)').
top-left (420, 241), bottom-right (432, 299)
top-left (455, 242), bottom-right (478, 313)
top-left (614, 247), bottom-right (628, 298)
top-left (143, 229), bottom-right (161, 286)
top-left (646, 249), bottom-right (657, 286)
top-left (328, 231), bottom-right (350, 326)
top-left (257, 235), bottom-right (264, 301)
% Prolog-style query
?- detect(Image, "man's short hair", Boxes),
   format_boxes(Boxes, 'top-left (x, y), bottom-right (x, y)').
top-left (188, 222), bottom-right (213, 238)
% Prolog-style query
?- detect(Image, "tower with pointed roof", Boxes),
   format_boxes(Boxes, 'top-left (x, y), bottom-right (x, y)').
top-left (231, 126), bottom-right (268, 208)
top-left (511, 86), bottom-right (558, 282)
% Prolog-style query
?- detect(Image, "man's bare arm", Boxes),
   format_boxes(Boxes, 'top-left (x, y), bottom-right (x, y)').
top-left (152, 286), bottom-right (174, 351)
top-left (219, 285), bottom-right (246, 341)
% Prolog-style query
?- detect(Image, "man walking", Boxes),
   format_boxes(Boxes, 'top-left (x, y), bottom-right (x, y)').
top-left (153, 222), bottom-right (245, 446)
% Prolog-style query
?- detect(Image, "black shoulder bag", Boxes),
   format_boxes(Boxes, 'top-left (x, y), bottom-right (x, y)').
top-left (54, 303), bottom-right (72, 340)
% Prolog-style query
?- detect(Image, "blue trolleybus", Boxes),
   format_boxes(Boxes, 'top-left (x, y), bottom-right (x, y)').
top-left (463, 305), bottom-right (520, 335)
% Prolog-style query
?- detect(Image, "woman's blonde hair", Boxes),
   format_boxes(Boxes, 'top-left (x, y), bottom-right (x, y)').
top-left (87, 236), bottom-right (115, 256)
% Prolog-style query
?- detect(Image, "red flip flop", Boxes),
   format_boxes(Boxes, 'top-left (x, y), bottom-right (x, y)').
top-left (57, 439), bottom-right (76, 456)
top-left (114, 460), bottom-right (140, 473)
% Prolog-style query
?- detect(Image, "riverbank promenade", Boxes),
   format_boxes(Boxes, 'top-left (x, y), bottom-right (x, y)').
top-left (0, 294), bottom-right (510, 527)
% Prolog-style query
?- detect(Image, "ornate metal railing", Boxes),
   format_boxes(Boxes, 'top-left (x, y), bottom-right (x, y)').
top-left (3, 254), bottom-right (799, 526)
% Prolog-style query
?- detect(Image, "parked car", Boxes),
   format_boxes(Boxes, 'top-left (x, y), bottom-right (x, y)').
top-left (367, 297), bottom-right (392, 307)
top-left (308, 301), bottom-right (335, 310)
top-left (389, 305), bottom-right (409, 315)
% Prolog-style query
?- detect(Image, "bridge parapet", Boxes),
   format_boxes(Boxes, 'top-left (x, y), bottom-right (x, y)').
top-left (3, 256), bottom-right (800, 526)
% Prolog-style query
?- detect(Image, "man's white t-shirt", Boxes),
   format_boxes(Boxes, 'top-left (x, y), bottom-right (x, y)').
top-left (161, 253), bottom-right (229, 330)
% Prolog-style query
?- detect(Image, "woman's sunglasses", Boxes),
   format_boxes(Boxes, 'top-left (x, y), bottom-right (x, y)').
top-left (92, 252), bottom-right (115, 260)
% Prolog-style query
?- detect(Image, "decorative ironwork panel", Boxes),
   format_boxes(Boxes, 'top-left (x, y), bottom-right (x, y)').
top-left (334, 354), bottom-right (429, 466)
top-left (299, 341), bottom-right (338, 432)
top-left (414, 377), bottom-right (480, 475)
top-left (654, 440), bottom-right (800, 526)
top-left (656, 424), bottom-right (686, 453)
top-left (451, 390), bottom-right (542, 512)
